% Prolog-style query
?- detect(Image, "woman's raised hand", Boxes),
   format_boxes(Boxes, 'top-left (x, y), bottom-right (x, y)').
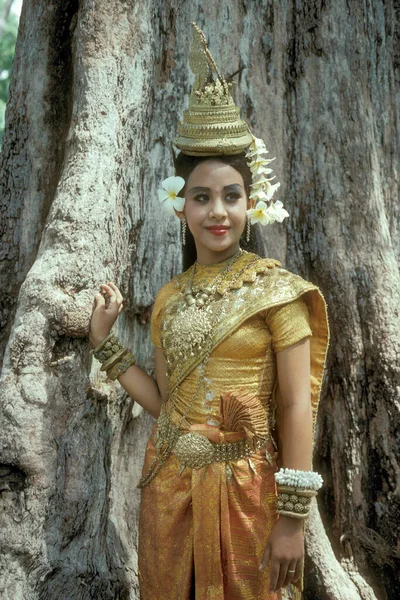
top-left (89, 281), bottom-right (125, 348)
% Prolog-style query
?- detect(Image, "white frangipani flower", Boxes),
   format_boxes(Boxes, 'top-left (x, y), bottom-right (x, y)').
top-left (246, 201), bottom-right (275, 226)
top-left (266, 200), bottom-right (289, 223)
top-left (249, 158), bottom-right (276, 176)
top-left (250, 169), bottom-right (274, 180)
top-left (245, 133), bottom-right (289, 228)
top-left (264, 180), bottom-right (281, 200)
top-left (249, 178), bottom-right (280, 202)
top-left (249, 189), bottom-right (269, 201)
top-left (246, 144), bottom-right (268, 158)
top-left (157, 176), bottom-right (186, 216)
top-left (246, 136), bottom-right (268, 154)
top-left (250, 175), bottom-right (276, 188)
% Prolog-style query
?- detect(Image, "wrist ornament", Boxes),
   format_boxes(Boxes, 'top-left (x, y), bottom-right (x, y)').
top-left (276, 486), bottom-right (317, 519)
top-left (274, 467), bottom-right (323, 520)
top-left (91, 332), bottom-right (114, 357)
top-left (92, 333), bottom-right (136, 380)
top-left (92, 333), bottom-right (125, 366)
top-left (275, 467), bottom-right (323, 490)
top-left (101, 348), bottom-right (129, 371)
top-left (106, 351), bottom-right (136, 381)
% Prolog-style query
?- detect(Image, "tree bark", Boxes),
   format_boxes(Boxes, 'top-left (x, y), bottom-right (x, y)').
top-left (0, 1), bottom-right (398, 599)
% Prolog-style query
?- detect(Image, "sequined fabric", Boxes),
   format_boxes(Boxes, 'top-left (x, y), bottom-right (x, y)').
top-left (139, 252), bottom-right (330, 600)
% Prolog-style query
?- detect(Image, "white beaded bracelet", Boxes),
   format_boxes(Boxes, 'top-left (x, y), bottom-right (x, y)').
top-left (274, 467), bottom-right (323, 491)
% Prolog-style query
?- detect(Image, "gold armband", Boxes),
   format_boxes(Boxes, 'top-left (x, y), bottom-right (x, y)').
top-left (106, 350), bottom-right (136, 381)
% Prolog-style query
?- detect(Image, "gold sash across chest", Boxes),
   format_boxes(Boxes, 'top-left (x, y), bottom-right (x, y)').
top-left (160, 253), bottom-right (329, 435)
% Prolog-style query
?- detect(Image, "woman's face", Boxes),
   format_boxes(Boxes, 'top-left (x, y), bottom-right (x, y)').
top-left (182, 160), bottom-right (249, 263)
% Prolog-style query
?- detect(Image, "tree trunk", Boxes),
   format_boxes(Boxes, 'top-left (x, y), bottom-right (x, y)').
top-left (0, 1), bottom-right (398, 599)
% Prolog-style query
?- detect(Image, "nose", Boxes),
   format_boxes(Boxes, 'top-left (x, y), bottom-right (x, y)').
top-left (209, 196), bottom-right (228, 220)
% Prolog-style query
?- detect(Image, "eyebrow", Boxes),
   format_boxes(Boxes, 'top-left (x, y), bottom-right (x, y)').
top-left (188, 184), bottom-right (244, 194)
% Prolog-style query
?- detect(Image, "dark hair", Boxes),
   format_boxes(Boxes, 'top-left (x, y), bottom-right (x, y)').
top-left (174, 152), bottom-right (260, 270)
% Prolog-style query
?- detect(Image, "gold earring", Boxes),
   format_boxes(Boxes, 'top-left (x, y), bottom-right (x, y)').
top-left (181, 217), bottom-right (187, 246)
top-left (246, 215), bottom-right (251, 242)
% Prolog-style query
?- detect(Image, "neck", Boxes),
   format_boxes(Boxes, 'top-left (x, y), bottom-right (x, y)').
top-left (195, 243), bottom-right (241, 266)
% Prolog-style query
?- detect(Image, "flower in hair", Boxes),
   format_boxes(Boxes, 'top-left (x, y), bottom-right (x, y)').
top-left (249, 158), bottom-right (276, 177)
top-left (266, 200), bottom-right (289, 223)
top-left (245, 134), bottom-right (289, 225)
top-left (246, 201), bottom-right (274, 226)
top-left (250, 180), bottom-right (281, 202)
top-left (157, 176), bottom-right (186, 216)
top-left (246, 136), bottom-right (269, 156)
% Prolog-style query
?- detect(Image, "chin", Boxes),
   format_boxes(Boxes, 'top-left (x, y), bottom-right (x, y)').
top-left (203, 237), bottom-right (239, 252)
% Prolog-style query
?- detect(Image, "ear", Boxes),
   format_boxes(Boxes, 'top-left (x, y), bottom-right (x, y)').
top-left (175, 209), bottom-right (186, 221)
top-left (247, 198), bottom-right (256, 210)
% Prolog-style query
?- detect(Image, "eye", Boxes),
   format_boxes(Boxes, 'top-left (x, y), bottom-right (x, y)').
top-left (225, 192), bottom-right (241, 203)
top-left (193, 194), bottom-right (209, 203)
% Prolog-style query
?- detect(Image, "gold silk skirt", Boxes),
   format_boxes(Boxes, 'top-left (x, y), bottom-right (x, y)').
top-left (138, 424), bottom-right (303, 600)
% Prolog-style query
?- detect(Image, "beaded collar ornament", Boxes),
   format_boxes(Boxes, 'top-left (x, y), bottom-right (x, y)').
top-left (167, 248), bottom-right (244, 364)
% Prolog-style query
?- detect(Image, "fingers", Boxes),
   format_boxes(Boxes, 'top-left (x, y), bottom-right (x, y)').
top-left (107, 281), bottom-right (125, 313)
top-left (259, 544), bottom-right (271, 571)
top-left (94, 292), bottom-right (105, 307)
top-left (269, 559), bottom-right (302, 592)
top-left (100, 282), bottom-right (125, 311)
top-left (292, 558), bottom-right (303, 584)
top-left (260, 544), bottom-right (290, 593)
top-left (268, 558), bottom-right (281, 593)
top-left (100, 284), bottom-right (117, 301)
top-left (107, 281), bottom-right (123, 303)
top-left (94, 281), bottom-right (125, 327)
top-left (275, 563), bottom-right (288, 591)
top-left (281, 561), bottom-right (298, 588)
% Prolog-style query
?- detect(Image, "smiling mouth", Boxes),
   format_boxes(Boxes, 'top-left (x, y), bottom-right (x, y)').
top-left (206, 226), bottom-right (229, 236)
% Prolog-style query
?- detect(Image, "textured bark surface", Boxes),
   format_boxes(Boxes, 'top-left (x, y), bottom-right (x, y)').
top-left (0, 1), bottom-right (398, 599)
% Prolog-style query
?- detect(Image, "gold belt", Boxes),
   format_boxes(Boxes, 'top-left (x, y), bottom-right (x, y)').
top-left (155, 409), bottom-right (267, 470)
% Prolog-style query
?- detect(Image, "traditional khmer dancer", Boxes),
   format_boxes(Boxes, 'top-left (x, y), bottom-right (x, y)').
top-left (89, 23), bottom-right (330, 600)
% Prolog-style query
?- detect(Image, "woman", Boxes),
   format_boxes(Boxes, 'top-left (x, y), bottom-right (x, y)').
top-left (89, 24), bottom-right (329, 600)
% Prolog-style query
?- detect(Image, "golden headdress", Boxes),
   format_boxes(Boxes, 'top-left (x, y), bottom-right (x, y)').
top-left (173, 23), bottom-right (253, 156)
top-left (158, 23), bottom-right (288, 228)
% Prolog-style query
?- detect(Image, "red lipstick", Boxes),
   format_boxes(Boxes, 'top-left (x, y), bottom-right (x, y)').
top-left (206, 225), bottom-right (229, 236)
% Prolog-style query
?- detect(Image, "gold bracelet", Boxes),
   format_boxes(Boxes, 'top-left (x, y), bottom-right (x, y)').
top-left (93, 334), bottom-right (124, 364)
top-left (100, 348), bottom-right (129, 372)
top-left (276, 487), bottom-right (317, 518)
top-left (277, 485), bottom-right (317, 497)
top-left (90, 332), bottom-right (113, 356)
top-left (106, 351), bottom-right (136, 381)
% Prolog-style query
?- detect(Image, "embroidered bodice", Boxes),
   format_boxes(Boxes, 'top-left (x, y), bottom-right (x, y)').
top-left (150, 252), bottom-right (316, 431)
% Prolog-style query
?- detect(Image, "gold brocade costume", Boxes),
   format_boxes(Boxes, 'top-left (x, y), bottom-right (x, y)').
top-left (138, 251), bottom-right (330, 600)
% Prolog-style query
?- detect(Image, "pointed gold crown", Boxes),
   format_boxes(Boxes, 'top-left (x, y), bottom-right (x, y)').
top-left (173, 23), bottom-right (253, 156)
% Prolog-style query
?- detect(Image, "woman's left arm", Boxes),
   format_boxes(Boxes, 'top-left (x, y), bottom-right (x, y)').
top-left (275, 336), bottom-right (313, 470)
top-left (260, 336), bottom-right (312, 592)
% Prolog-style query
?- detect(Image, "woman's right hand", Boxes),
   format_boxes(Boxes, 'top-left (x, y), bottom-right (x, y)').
top-left (89, 281), bottom-right (125, 348)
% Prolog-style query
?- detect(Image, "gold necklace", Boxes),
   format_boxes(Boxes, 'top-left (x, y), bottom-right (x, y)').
top-left (183, 248), bottom-right (243, 308)
top-left (167, 248), bottom-right (244, 364)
